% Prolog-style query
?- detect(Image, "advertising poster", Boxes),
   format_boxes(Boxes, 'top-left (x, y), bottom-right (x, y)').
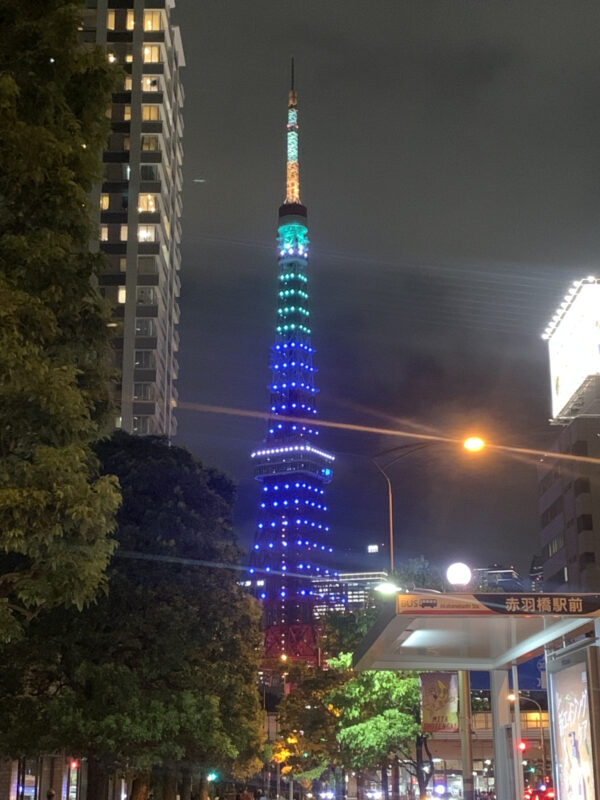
top-left (420, 672), bottom-right (459, 733)
top-left (550, 657), bottom-right (597, 800)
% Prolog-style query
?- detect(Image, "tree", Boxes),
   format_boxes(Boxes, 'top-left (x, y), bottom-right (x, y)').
top-left (0, 0), bottom-right (121, 637)
top-left (0, 434), bottom-right (265, 800)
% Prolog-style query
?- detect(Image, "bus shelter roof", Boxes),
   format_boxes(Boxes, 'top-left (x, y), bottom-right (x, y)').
top-left (353, 592), bottom-right (600, 672)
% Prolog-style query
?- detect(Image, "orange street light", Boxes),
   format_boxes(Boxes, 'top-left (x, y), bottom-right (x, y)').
top-left (463, 436), bottom-right (485, 452)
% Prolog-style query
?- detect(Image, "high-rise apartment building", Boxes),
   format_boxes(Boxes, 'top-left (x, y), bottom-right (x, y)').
top-left (84, 1), bottom-right (185, 437)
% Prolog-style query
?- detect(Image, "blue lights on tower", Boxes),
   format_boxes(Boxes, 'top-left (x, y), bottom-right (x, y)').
top-left (249, 73), bottom-right (336, 658)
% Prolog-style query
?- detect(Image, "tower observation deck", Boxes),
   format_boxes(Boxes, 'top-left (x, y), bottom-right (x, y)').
top-left (249, 65), bottom-right (336, 664)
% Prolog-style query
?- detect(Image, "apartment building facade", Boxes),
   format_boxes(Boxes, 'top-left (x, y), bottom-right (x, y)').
top-left (84, 0), bottom-right (184, 437)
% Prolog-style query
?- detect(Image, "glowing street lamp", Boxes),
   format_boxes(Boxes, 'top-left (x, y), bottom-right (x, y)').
top-left (371, 437), bottom-right (485, 573)
top-left (446, 562), bottom-right (473, 587)
top-left (463, 437), bottom-right (485, 452)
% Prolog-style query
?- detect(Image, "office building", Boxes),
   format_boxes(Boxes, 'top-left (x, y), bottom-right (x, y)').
top-left (539, 278), bottom-right (600, 590)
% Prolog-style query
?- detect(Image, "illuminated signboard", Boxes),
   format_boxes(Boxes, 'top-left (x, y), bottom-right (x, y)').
top-left (549, 649), bottom-right (598, 800)
top-left (545, 280), bottom-right (600, 419)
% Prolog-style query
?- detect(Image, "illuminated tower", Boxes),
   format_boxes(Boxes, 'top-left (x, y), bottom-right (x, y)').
top-left (250, 64), bottom-right (335, 664)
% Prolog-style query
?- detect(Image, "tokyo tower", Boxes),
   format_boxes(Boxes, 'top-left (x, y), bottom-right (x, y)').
top-left (249, 63), bottom-right (336, 664)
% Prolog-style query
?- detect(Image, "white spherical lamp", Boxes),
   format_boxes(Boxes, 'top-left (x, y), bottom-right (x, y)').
top-left (446, 562), bottom-right (472, 587)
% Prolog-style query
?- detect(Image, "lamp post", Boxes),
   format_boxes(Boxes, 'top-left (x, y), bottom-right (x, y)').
top-left (508, 693), bottom-right (547, 779)
top-left (371, 437), bottom-right (485, 573)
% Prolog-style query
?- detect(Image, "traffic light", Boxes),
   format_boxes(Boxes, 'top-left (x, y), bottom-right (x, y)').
top-left (518, 741), bottom-right (527, 753)
top-left (207, 772), bottom-right (218, 783)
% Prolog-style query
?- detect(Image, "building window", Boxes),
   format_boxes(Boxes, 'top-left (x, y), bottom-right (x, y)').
top-left (100, 194), bottom-right (110, 211)
top-left (548, 533), bottom-right (564, 558)
top-left (141, 135), bottom-right (160, 151)
top-left (126, 10), bottom-right (134, 30)
top-left (132, 415), bottom-right (151, 434)
top-left (143, 11), bottom-right (162, 31)
top-left (540, 496), bottom-right (563, 527)
top-left (142, 105), bottom-right (160, 122)
top-left (138, 256), bottom-right (157, 274)
top-left (124, 76), bottom-right (133, 91)
top-left (123, 136), bottom-right (130, 151)
top-left (117, 286), bottom-right (126, 304)
top-left (125, 53), bottom-right (133, 63)
top-left (134, 383), bottom-right (155, 401)
top-left (123, 106), bottom-right (131, 122)
top-left (140, 164), bottom-right (158, 180)
top-left (138, 225), bottom-right (156, 242)
top-left (143, 45), bottom-right (160, 63)
top-left (576, 514), bottom-right (593, 533)
top-left (100, 226), bottom-right (109, 242)
top-left (136, 286), bottom-right (157, 305)
top-left (134, 351), bottom-right (155, 369)
top-left (138, 194), bottom-right (157, 213)
top-left (120, 225), bottom-right (128, 242)
top-left (574, 477), bottom-right (591, 496)
top-left (135, 318), bottom-right (156, 336)
top-left (119, 257), bottom-right (127, 272)
top-left (141, 76), bottom-right (160, 92)
top-left (106, 10), bottom-right (115, 30)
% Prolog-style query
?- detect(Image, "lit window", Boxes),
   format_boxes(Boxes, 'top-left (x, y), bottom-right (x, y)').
top-left (138, 194), bottom-right (157, 213)
top-left (142, 105), bottom-right (160, 122)
top-left (123, 136), bottom-right (130, 151)
top-left (100, 194), bottom-right (109, 211)
top-left (141, 136), bottom-right (159, 151)
top-left (119, 257), bottom-right (127, 272)
top-left (123, 106), bottom-right (131, 121)
top-left (143, 11), bottom-right (162, 31)
top-left (124, 76), bottom-right (133, 91)
top-left (126, 10), bottom-right (134, 30)
top-left (137, 225), bottom-right (156, 242)
top-left (117, 286), bottom-right (126, 304)
top-left (106, 10), bottom-right (115, 30)
top-left (120, 225), bottom-right (128, 241)
top-left (141, 77), bottom-right (160, 92)
top-left (143, 45), bottom-right (160, 63)
top-left (100, 226), bottom-right (109, 242)
top-left (125, 53), bottom-right (133, 64)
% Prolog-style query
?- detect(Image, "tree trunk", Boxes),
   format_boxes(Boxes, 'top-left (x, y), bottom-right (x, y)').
top-left (87, 758), bottom-right (109, 800)
top-left (391, 759), bottom-right (399, 800)
top-left (163, 767), bottom-right (178, 800)
top-left (356, 771), bottom-right (365, 800)
top-left (181, 769), bottom-right (192, 800)
top-left (130, 774), bottom-right (150, 800)
top-left (199, 774), bottom-right (210, 800)
top-left (381, 760), bottom-right (389, 800)
top-left (334, 767), bottom-right (345, 800)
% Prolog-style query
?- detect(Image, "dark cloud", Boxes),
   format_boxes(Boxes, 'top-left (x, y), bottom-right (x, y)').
top-left (175, 1), bottom-right (600, 575)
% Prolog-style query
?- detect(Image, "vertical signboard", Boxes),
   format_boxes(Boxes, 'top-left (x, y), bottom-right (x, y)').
top-left (420, 672), bottom-right (459, 733)
top-left (549, 648), bottom-right (598, 799)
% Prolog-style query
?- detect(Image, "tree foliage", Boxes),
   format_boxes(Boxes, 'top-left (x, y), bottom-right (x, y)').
top-left (0, 434), bottom-right (265, 795)
top-left (0, 0), bottom-right (120, 637)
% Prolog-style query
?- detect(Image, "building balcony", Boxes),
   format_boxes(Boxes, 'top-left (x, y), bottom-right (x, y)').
top-left (135, 303), bottom-right (159, 317)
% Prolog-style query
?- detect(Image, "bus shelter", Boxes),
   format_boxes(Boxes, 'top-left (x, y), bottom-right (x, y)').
top-left (353, 592), bottom-right (600, 800)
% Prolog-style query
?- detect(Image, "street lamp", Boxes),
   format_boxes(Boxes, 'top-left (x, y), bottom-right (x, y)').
top-left (508, 693), bottom-right (547, 777)
top-left (371, 438), bottom-right (485, 573)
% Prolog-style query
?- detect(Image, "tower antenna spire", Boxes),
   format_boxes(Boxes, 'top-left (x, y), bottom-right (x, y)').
top-left (286, 59), bottom-right (299, 204)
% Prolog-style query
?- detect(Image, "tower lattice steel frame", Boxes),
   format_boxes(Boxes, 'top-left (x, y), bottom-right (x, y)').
top-left (250, 65), bottom-right (336, 664)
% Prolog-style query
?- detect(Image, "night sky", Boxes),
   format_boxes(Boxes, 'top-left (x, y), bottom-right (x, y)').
top-left (173, 2), bottom-right (600, 577)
